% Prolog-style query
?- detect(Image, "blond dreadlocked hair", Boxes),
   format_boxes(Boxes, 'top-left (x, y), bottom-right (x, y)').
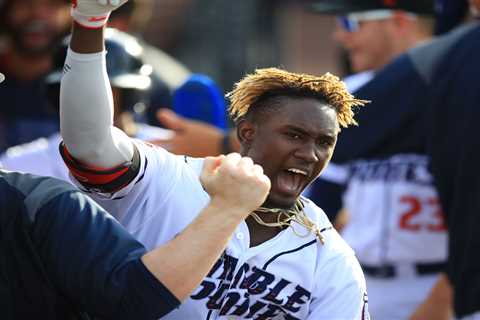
top-left (227, 67), bottom-right (368, 128)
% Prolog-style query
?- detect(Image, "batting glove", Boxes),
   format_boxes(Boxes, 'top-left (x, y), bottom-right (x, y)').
top-left (71, 0), bottom-right (128, 29)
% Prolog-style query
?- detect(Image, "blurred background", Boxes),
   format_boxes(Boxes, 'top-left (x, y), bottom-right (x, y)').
top-left (141, 0), bottom-right (344, 93)
top-left (0, 0), bottom-right (350, 152)
top-left (2, 1), bottom-right (480, 319)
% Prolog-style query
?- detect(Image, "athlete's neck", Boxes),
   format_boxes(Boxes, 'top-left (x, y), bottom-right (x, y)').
top-left (245, 215), bottom-right (284, 247)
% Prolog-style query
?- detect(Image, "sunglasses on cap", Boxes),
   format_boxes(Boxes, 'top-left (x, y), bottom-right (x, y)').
top-left (337, 9), bottom-right (417, 32)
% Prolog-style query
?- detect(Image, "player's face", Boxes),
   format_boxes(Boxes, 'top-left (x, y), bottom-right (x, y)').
top-left (239, 97), bottom-right (339, 209)
top-left (333, 18), bottom-right (396, 72)
top-left (5, 0), bottom-right (70, 56)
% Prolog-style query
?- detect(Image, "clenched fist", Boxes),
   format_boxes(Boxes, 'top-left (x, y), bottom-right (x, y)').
top-left (200, 153), bottom-right (271, 217)
top-left (71, 0), bottom-right (128, 28)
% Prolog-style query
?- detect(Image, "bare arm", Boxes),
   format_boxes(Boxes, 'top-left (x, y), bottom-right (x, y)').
top-left (142, 153), bottom-right (271, 300)
top-left (60, 22), bottom-right (134, 167)
top-left (408, 273), bottom-right (453, 320)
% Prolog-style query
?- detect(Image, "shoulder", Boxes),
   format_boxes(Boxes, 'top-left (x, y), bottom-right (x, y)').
top-left (0, 170), bottom-right (74, 195)
top-left (301, 197), bottom-right (332, 228)
top-left (302, 196), bottom-right (356, 258)
top-left (408, 23), bottom-right (480, 84)
top-left (0, 170), bottom-right (77, 221)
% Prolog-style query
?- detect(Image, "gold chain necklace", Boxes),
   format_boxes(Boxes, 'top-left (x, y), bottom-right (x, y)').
top-left (250, 198), bottom-right (328, 244)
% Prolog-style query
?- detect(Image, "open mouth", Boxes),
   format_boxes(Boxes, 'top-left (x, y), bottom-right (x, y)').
top-left (275, 168), bottom-right (309, 195)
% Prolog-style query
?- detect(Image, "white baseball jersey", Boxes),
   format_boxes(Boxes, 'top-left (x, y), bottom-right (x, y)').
top-left (0, 133), bottom-right (69, 181)
top-left (66, 140), bottom-right (369, 320)
top-left (308, 72), bottom-right (447, 265)
top-left (330, 154), bottom-right (447, 265)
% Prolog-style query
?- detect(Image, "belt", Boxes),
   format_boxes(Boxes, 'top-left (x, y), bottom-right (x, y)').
top-left (361, 262), bottom-right (446, 279)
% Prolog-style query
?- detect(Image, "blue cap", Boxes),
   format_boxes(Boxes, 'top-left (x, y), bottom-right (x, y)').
top-left (173, 74), bottom-right (227, 130)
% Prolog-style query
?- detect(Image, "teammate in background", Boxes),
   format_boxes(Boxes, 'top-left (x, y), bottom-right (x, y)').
top-left (317, 0), bottom-right (480, 317)
top-left (59, 1), bottom-right (370, 319)
top-left (426, 1), bottom-right (480, 317)
top-left (380, 0), bottom-right (478, 318)
top-left (1, 154), bottom-right (270, 319)
top-left (0, 66), bottom-right (272, 318)
top-left (149, 0), bottom-right (435, 191)
top-left (308, 0), bottom-right (435, 221)
top-left (306, 1), bottom-right (447, 320)
top-left (0, 28), bottom-right (172, 181)
top-left (0, 0), bottom-right (71, 150)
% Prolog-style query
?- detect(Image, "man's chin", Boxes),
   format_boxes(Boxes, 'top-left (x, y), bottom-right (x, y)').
top-left (264, 194), bottom-right (298, 210)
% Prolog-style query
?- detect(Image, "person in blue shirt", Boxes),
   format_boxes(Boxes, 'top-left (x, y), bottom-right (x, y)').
top-left (0, 95), bottom-right (271, 319)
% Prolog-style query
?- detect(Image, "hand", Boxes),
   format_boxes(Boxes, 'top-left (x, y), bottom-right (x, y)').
top-left (71, 0), bottom-right (128, 28)
top-left (200, 153), bottom-right (271, 217)
top-left (153, 109), bottom-right (226, 157)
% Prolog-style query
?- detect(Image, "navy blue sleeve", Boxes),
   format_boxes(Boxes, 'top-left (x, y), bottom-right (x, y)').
top-left (332, 55), bottom-right (429, 163)
top-left (307, 178), bottom-right (345, 221)
top-left (31, 191), bottom-right (180, 319)
top-left (425, 25), bottom-right (480, 316)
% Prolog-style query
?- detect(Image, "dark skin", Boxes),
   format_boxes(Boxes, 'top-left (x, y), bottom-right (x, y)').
top-left (2, 0), bottom-right (70, 81)
top-left (238, 97), bottom-right (340, 246)
top-left (69, 24), bottom-right (341, 247)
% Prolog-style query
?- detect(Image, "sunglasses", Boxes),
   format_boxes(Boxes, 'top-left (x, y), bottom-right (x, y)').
top-left (337, 9), bottom-right (417, 32)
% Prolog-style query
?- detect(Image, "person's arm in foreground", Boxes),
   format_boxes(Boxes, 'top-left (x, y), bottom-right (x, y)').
top-left (408, 273), bottom-right (453, 320)
top-left (35, 153), bottom-right (270, 319)
top-left (142, 153), bottom-right (270, 300)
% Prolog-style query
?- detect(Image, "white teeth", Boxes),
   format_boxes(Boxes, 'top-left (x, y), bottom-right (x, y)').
top-left (287, 168), bottom-right (308, 176)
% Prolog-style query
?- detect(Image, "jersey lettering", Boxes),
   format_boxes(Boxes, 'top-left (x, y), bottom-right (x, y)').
top-left (349, 156), bottom-right (432, 185)
top-left (191, 253), bottom-right (310, 319)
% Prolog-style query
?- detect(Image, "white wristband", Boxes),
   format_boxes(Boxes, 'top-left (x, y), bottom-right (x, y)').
top-left (71, 7), bottom-right (111, 29)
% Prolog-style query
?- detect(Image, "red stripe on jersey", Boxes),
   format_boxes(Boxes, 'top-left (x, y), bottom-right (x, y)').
top-left (59, 142), bottom-right (141, 193)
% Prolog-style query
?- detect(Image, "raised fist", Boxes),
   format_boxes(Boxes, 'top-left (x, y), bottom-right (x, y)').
top-left (72, 0), bottom-right (128, 28)
top-left (201, 153), bottom-right (271, 217)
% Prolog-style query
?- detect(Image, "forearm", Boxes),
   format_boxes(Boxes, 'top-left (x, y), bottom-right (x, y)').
top-left (409, 273), bottom-right (453, 320)
top-left (60, 24), bottom-right (133, 167)
top-left (141, 201), bottom-right (246, 301)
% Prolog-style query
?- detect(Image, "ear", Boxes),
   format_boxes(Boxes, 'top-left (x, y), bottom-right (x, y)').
top-left (236, 120), bottom-right (256, 146)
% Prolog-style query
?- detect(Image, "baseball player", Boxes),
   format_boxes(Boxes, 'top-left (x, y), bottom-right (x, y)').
top-left (0, 28), bottom-right (172, 181)
top-left (59, 1), bottom-right (370, 319)
top-left (305, 1), bottom-right (448, 319)
top-left (1, 129), bottom-right (272, 318)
